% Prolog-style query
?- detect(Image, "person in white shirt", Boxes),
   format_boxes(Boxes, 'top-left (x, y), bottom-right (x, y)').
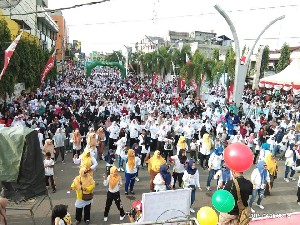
top-left (183, 160), bottom-right (201, 213)
top-left (123, 149), bottom-right (141, 195)
top-left (129, 119), bottom-right (139, 147)
top-left (149, 121), bottom-right (159, 151)
top-left (206, 147), bottom-right (223, 191)
top-left (44, 152), bottom-right (56, 193)
top-left (103, 166), bottom-right (126, 222)
top-left (53, 128), bottom-right (66, 163)
top-left (199, 133), bottom-right (213, 169)
top-left (284, 143), bottom-right (299, 182)
top-left (214, 163), bottom-right (232, 190)
top-left (258, 143), bottom-right (271, 162)
top-left (115, 137), bottom-right (127, 172)
top-left (249, 161), bottom-right (271, 213)
top-left (36, 128), bottom-right (44, 150)
top-left (107, 122), bottom-right (120, 150)
top-left (170, 149), bottom-right (187, 188)
top-left (183, 123), bottom-right (194, 152)
top-left (153, 164), bottom-right (174, 192)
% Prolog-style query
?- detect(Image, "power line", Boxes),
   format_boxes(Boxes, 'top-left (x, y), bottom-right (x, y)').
top-left (67, 3), bottom-right (300, 27)
top-left (1, 0), bottom-right (110, 16)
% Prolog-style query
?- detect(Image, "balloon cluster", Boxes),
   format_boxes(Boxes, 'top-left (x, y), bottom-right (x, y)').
top-left (196, 143), bottom-right (254, 225)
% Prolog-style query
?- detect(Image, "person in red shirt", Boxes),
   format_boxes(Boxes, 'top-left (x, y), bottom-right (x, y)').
top-left (239, 123), bottom-right (247, 138)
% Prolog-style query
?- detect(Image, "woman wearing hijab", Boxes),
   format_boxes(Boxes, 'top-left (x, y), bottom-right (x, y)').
top-left (206, 147), bottom-right (223, 191)
top-left (103, 166), bottom-right (126, 222)
top-left (199, 133), bottom-right (213, 170)
top-left (123, 149), bottom-right (141, 195)
top-left (284, 143), bottom-right (299, 182)
top-left (176, 136), bottom-right (187, 155)
top-left (70, 167), bottom-right (95, 225)
top-left (183, 160), bottom-right (201, 213)
top-left (51, 205), bottom-right (72, 225)
top-left (107, 121), bottom-right (120, 150)
top-left (43, 139), bottom-right (56, 160)
top-left (264, 153), bottom-right (278, 195)
top-left (170, 149), bottom-right (187, 188)
top-left (249, 161), bottom-right (271, 213)
top-left (73, 148), bottom-right (98, 177)
top-left (71, 128), bottom-right (82, 157)
top-left (214, 163), bottom-right (232, 190)
top-left (147, 150), bottom-right (166, 192)
top-left (153, 164), bottom-right (174, 191)
top-left (96, 127), bottom-right (106, 160)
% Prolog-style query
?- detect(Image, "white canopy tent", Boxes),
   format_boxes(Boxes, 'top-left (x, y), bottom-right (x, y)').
top-left (259, 57), bottom-right (300, 94)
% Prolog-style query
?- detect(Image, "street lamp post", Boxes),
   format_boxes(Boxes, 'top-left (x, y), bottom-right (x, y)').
top-left (214, 4), bottom-right (284, 107)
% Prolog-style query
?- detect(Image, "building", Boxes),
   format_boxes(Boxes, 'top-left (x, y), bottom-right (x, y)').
top-left (1, 0), bottom-right (59, 50)
top-left (135, 36), bottom-right (165, 53)
top-left (50, 10), bottom-right (69, 61)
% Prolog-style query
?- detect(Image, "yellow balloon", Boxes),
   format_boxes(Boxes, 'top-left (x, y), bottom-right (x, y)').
top-left (197, 206), bottom-right (218, 225)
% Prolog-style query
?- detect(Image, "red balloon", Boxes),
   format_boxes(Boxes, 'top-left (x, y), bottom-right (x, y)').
top-left (224, 142), bottom-right (254, 172)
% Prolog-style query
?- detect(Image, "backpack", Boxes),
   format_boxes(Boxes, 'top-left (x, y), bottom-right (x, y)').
top-left (233, 179), bottom-right (251, 225)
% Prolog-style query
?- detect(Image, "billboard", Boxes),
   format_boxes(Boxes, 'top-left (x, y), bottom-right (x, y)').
top-left (73, 40), bottom-right (81, 53)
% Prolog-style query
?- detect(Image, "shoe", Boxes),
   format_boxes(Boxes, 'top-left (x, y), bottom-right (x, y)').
top-left (251, 208), bottom-right (255, 213)
top-left (125, 192), bottom-right (128, 195)
top-left (52, 189), bottom-right (56, 193)
top-left (62, 160), bottom-right (65, 164)
top-left (85, 220), bottom-right (90, 225)
top-left (130, 191), bottom-right (135, 195)
top-left (117, 168), bottom-right (121, 172)
top-left (120, 215), bottom-right (126, 220)
top-left (206, 187), bottom-right (211, 191)
top-left (256, 203), bottom-right (264, 209)
top-left (135, 177), bottom-right (140, 182)
top-left (290, 177), bottom-right (296, 181)
top-left (190, 208), bottom-right (195, 213)
top-left (284, 178), bottom-right (290, 182)
top-left (104, 217), bottom-right (108, 222)
top-left (120, 168), bottom-right (124, 172)
top-left (298, 202), bottom-right (300, 206)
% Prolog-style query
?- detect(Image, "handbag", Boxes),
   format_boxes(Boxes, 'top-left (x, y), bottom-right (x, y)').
top-left (233, 179), bottom-right (251, 225)
top-left (80, 177), bottom-right (93, 201)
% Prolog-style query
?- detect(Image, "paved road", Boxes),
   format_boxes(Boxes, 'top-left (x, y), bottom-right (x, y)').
top-left (7, 152), bottom-right (300, 225)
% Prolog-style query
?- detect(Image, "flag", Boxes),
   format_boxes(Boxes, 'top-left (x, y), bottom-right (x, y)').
top-left (228, 81), bottom-right (234, 103)
top-left (0, 32), bottom-right (23, 80)
top-left (240, 49), bottom-right (248, 65)
top-left (185, 53), bottom-right (191, 63)
top-left (41, 50), bottom-right (56, 84)
top-left (179, 77), bottom-right (186, 91)
top-left (152, 73), bottom-right (158, 86)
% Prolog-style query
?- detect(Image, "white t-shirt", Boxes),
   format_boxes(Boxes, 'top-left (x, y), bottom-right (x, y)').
top-left (44, 158), bottom-right (54, 176)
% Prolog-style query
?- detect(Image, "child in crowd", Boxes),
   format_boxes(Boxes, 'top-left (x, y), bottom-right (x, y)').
top-left (44, 152), bottom-right (56, 193)
top-left (189, 138), bottom-right (198, 162)
top-left (105, 150), bottom-right (116, 176)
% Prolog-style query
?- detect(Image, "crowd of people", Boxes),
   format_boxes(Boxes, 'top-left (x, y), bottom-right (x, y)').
top-left (1, 63), bottom-right (300, 225)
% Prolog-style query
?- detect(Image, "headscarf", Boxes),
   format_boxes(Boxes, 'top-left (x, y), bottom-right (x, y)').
top-left (109, 166), bottom-right (121, 189)
top-left (97, 127), bottom-right (106, 140)
top-left (178, 136), bottom-right (187, 149)
top-left (178, 149), bottom-right (187, 164)
top-left (86, 132), bottom-right (97, 147)
top-left (71, 167), bottom-right (95, 194)
top-left (159, 164), bottom-right (171, 186)
top-left (186, 160), bottom-right (197, 175)
top-left (256, 161), bottom-right (267, 184)
top-left (148, 150), bottom-right (166, 173)
top-left (261, 143), bottom-right (270, 150)
top-left (81, 148), bottom-right (93, 169)
top-left (202, 133), bottom-right (211, 151)
top-left (214, 147), bottom-right (223, 156)
top-left (127, 149), bottom-right (135, 171)
top-left (221, 163), bottom-right (231, 183)
top-left (265, 153), bottom-right (277, 176)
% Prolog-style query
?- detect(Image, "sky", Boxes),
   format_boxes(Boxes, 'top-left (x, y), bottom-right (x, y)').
top-left (48, 0), bottom-right (300, 55)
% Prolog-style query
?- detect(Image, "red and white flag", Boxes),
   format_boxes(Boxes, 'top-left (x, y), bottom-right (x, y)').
top-left (179, 77), bottom-right (186, 91)
top-left (152, 73), bottom-right (158, 86)
top-left (228, 81), bottom-right (234, 103)
top-left (41, 50), bottom-right (56, 84)
top-left (240, 49), bottom-right (248, 65)
top-left (0, 32), bottom-right (23, 81)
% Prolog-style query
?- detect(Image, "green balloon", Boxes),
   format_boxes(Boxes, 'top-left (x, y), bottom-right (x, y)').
top-left (212, 190), bottom-right (235, 213)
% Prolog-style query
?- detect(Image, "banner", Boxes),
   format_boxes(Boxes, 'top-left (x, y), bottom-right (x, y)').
top-left (40, 50), bottom-right (56, 84)
top-left (152, 73), bottom-right (158, 86)
top-left (179, 77), bottom-right (186, 91)
top-left (0, 32), bottom-right (23, 81)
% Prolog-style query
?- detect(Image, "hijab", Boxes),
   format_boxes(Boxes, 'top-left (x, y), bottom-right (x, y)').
top-left (256, 161), bottom-right (267, 184)
top-left (127, 149), bottom-right (135, 171)
top-left (202, 133), bottom-right (212, 151)
top-left (72, 167), bottom-right (95, 193)
top-left (186, 160), bottom-right (197, 175)
top-left (159, 164), bottom-right (171, 186)
top-left (178, 136), bottom-right (187, 149)
top-left (109, 166), bottom-right (121, 189)
top-left (148, 150), bottom-right (166, 173)
top-left (265, 153), bottom-right (277, 176)
top-left (214, 147), bottom-right (223, 156)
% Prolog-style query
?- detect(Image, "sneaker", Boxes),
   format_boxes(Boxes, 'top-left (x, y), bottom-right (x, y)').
top-left (190, 208), bottom-right (195, 213)
top-left (125, 192), bottom-right (128, 195)
top-left (120, 215), bottom-right (126, 221)
top-left (290, 177), bottom-right (296, 181)
top-left (120, 168), bottom-right (124, 172)
top-left (256, 203), bottom-right (264, 209)
top-left (117, 168), bottom-right (121, 172)
top-left (284, 178), bottom-right (290, 182)
top-left (52, 189), bottom-right (56, 193)
top-left (104, 217), bottom-right (108, 222)
top-left (206, 187), bottom-right (211, 191)
top-left (298, 202), bottom-right (300, 206)
top-left (85, 220), bottom-right (90, 225)
top-left (135, 177), bottom-right (140, 182)
top-left (251, 208), bottom-right (255, 213)
top-left (130, 191), bottom-right (135, 195)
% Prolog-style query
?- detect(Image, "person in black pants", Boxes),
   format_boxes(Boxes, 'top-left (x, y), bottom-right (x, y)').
top-left (103, 166), bottom-right (126, 222)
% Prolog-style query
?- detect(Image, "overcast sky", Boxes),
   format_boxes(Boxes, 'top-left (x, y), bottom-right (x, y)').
top-left (48, 0), bottom-right (300, 54)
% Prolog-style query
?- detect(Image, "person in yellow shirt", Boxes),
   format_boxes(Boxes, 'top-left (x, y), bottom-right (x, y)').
top-left (147, 150), bottom-right (166, 192)
top-left (73, 148), bottom-right (98, 177)
top-left (265, 153), bottom-right (278, 195)
top-left (70, 167), bottom-right (95, 225)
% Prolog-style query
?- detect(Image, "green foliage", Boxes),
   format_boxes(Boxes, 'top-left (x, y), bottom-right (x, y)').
top-left (224, 47), bottom-right (236, 80)
top-left (0, 18), bottom-right (57, 97)
top-left (241, 45), bottom-right (247, 56)
top-left (260, 45), bottom-right (270, 78)
top-left (276, 43), bottom-right (290, 73)
top-left (104, 51), bottom-right (125, 64)
top-left (212, 48), bottom-right (220, 61)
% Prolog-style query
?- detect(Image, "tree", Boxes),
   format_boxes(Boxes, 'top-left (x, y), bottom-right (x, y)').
top-left (276, 43), bottom-right (290, 73)
top-left (241, 45), bottom-right (248, 56)
top-left (260, 45), bottom-right (270, 78)
top-left (224, 47), bottom-right (236, 81)
top-left (212, 48), bottom-right (220, 61)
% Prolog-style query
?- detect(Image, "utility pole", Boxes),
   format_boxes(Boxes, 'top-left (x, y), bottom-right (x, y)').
top-left (214, 4), bottom-right (284, 107)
